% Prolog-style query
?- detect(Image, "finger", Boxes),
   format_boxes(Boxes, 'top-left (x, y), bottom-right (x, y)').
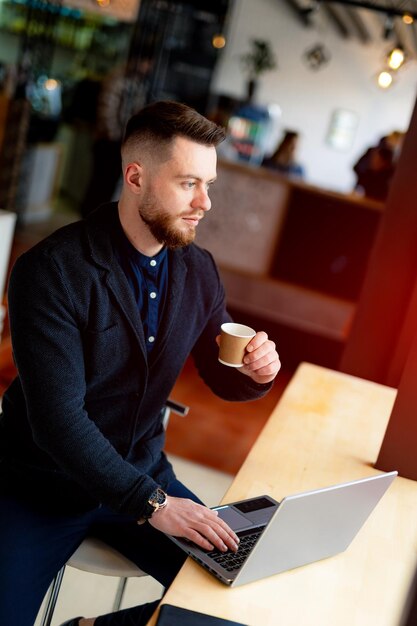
top-left (245, 331), bottom-right (268, 353)
top-left (240, 353), bottom-right (281, 384)
top-left (194, 522), bottom-right (239, 553)
top-left (208, 523), bottom-right (239, 552)
top-left (186, 528), bottom-right (215, 551)
top-left (216, 528), bottom-right (240, 552)
top-left (245, 338), bottom-right (275, 362)
top-left (189, 508), bottom-right (240, 552)
top-left (244, 353), bottom-right (279, 373)
top-left (212, 515), bottom-right (240, 547)
top-left (246, 362), bottom-right (280, 378)
top-left (244, 344), bottom-right (278, 368)
top-left (249, 354), bottom-right (281, 376)
top-left (195, 510), bottom-right (240, 551)
top-left (182, 523), bottom-right (228, 552)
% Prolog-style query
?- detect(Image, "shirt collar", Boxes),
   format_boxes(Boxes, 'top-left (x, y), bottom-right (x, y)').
top-left (117, 221), bottom-right (168, 270)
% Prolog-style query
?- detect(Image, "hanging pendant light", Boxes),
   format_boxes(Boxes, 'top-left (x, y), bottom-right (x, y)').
top-left (387, 47), bottom-right (405, 70)
top-left (377, 70), bottom-right (393, 89)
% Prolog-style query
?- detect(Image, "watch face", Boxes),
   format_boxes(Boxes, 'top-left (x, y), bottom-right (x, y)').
top-left (142, 487), bottom-right (167, 520)
top-left (149, 487), bottom-right (167, 507)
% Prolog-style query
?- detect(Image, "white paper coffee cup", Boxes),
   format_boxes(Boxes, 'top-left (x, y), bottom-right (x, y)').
top-left (218, 322), bottom-right (256, 367)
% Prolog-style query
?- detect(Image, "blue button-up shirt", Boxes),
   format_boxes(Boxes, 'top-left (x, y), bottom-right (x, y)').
top-left (115, 228), bottom-right (168, 353)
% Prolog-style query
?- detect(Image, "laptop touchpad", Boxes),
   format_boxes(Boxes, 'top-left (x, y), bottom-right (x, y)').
top-left (215, 506), bottom-right (252, 531)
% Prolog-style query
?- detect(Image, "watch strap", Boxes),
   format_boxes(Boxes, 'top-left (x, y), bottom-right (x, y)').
top-left (140, 487), bottom-right (168, 521)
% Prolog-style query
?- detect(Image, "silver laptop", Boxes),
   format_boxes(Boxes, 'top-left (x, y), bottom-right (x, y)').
top-left (168, 471), bottom-right (397, 586)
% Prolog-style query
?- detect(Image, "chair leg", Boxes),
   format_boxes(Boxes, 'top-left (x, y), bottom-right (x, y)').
top-left (40, 565), bottom-right (66, 626)
top-left (113, 576), bottom-right (128, 611)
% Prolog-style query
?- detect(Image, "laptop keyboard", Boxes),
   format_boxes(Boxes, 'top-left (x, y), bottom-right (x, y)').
top-left (206, 526), bottom-right (264, 572)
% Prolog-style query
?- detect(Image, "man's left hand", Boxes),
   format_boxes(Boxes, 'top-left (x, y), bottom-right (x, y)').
top-left (239, 331), bottom-right (280, 384)
top-left (217, 331), bottom-right (280, 384)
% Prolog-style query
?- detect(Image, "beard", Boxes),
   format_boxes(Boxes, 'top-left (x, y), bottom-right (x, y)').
top-left (138, 199), bottom-right (200, 249)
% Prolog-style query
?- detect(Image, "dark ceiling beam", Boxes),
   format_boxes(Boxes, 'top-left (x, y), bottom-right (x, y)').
top-left (322, 0), bottom-right (417, 20)
top-left (344, 5), bottom-right (372, 42)
top-left (411, 21), bottom-right (417, 53)
top-left (281, 0), bottom-right (312, 26)
top-left (322, 3), bottom-right (351, 37)
top-left (393, 20), bottom-right (407, 48)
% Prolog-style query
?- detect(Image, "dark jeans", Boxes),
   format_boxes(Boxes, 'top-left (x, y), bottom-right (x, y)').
top-left (0, 479), bottom-right (202, 626)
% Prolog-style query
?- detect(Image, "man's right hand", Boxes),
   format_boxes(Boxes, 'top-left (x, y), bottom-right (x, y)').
top-left (148, 496), bottom-right (239, 553)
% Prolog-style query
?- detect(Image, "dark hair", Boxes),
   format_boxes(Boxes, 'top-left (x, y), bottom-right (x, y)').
top-left (123, 101), bottom-right (226, 153)
top-left (269, 129), bottom-right (299, 164)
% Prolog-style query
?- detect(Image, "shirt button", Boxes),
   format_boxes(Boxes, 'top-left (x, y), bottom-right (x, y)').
top-left (150, 291), bottom-right (157, 299)
top-left (150, 260), bottom-right (157, 267)
top-left (148, 336), bottom-right (155, 343)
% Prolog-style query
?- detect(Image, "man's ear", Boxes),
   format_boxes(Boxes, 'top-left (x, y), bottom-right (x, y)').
top-left (124, 162), bottom-right (143, 194)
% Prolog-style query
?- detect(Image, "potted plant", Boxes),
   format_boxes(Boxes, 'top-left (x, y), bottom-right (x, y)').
top-left (240, 39), bottom-right (277, 101)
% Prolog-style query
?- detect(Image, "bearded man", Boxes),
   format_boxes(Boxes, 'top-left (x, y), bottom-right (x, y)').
top-left (0, 101), bottom-right (280, 626)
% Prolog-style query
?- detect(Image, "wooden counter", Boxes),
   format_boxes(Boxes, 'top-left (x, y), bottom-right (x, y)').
top-left (147, 363), bottom-right (417, 626)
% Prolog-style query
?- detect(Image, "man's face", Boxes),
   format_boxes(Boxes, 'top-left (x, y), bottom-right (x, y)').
top-left (138, 136), bottom-right (217, 249)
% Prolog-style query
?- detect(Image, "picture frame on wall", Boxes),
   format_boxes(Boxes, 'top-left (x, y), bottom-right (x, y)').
top-left (326, 109), bottom-right (359, 151)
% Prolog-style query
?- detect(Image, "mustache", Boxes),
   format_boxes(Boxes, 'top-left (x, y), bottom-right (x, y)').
top-left (181, 211), bottom-right (205, 220)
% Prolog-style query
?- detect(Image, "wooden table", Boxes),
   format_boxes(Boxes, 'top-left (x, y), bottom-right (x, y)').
top-left (147, 363), bottom-right (417, 626)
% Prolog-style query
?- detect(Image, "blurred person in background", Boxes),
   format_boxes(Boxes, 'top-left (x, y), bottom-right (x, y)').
top-left (353, 131), bottom-right (404, 202)
top-left (261, 129), bottom-right (305, 179)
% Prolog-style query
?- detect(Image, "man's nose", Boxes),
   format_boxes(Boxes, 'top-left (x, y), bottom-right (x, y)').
top-left (192, 187), bottom-right (211, 212)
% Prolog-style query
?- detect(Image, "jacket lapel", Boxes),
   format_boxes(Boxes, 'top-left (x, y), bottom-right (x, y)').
top-left (106, 267), bottom-right (148, 358)
top-left (86, 203), bottom-right (148, 361)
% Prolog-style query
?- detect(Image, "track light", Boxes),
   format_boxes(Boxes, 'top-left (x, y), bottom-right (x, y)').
top-left (212, 35), bottom-right (226, 49)
top-left (377, 70), bottom-right (393, 89)
top-left (387, 47), bottom-right (405, 70)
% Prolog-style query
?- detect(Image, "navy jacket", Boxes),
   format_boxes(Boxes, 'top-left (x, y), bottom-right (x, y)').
top-left (0, 204), bottom-right (271, 517)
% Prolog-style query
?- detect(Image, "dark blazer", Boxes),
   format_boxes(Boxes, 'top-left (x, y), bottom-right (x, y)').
top-left (0, 204), bottom-right (270, 517)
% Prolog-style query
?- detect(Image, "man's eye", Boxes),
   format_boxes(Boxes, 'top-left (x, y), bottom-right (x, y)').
top-left (183, 181), bottom-right (196, 189)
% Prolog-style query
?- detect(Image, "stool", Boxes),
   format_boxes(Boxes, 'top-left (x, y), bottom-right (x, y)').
top-left (39, 400), bottom-right (189, 626)
top-left (40, 536), bottom-right (148, 626)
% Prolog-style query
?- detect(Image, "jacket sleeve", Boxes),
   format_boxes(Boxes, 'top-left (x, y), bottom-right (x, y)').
top-left (8, 250), bottom-right (159, 517)
top-left (191, 252), bottom-right (273, 401)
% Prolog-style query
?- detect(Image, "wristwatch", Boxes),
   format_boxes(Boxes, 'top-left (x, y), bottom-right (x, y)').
top-left (140, 487), bottom-right (168, 523)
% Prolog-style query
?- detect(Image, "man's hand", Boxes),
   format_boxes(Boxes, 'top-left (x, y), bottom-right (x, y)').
top-left (239, 331), bottom-right (280, 384)
top-left (148, 496), bottom-right (239, 553)
top-left (216, 331), bottom-right (280, 384)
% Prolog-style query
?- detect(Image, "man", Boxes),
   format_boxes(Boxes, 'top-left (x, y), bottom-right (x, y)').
top-left (0, 101), bottom-right (280, 626)
top-left (353, 131), bottom-right (404, 202)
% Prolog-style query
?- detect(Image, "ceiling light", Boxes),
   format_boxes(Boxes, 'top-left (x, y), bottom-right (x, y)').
top-left (303, 43), bottom-right (331, 71)
top-left (212, 35), bottom-right (226, 49)
top-left (387, 47), bottom-right (405, 70)
top-left (377, 71), bottom-right (393, 89)
top-left (402, 13), bottom-right (414, 25)
top-left (44, 78), bottom-right (59, 91)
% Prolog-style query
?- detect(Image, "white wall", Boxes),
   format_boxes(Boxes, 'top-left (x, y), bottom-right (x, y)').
top-left (212, 0), bottom-right (417, 192)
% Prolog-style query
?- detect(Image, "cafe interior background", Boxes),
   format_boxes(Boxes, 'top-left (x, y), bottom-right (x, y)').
top-left (1, 0), bottom-right (417, 620)
top-left (0, 0), bottom-right (415, 193)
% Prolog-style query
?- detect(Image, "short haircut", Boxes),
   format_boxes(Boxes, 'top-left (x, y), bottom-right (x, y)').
top-left (122, 100), bottom-right (226, 160)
